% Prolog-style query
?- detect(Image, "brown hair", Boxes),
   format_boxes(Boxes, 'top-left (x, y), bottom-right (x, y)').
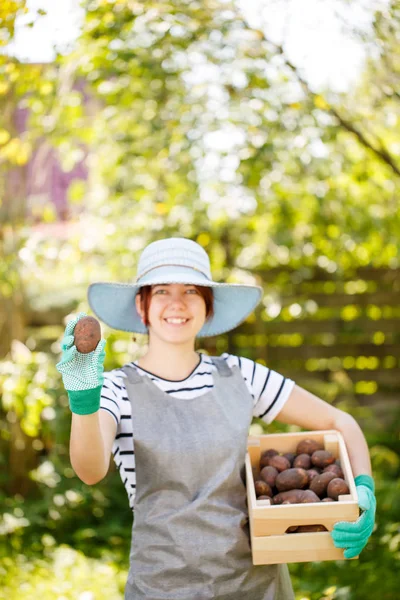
top-left (138, 285), bottom-right (214, 327)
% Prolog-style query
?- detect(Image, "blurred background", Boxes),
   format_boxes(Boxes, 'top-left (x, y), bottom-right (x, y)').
top-left (0, 0), bottom-right (399, 598)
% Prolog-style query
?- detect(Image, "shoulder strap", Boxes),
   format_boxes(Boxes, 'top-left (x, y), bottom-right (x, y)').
top-left (210, 356), bottom-right (232, 377)
top-left (123, 359), bottom-right (232, 380)
top-left (121, 364), bottom-right (144, 385)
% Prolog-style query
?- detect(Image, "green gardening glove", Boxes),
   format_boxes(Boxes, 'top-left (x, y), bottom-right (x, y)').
top-left (330, 474), bottom-right (376, 559)
top-left (56, 312), bottom-right (106, 415)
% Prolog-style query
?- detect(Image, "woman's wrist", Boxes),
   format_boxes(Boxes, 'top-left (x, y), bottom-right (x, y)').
top-left (354, 474), bottom-right (375, 493)
top-left (67, 386), bottom-right (102, 415)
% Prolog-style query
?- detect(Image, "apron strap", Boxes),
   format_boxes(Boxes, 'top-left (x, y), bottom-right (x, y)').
top-left (122, 358), bottom-right (232, 383)
top-left (210, 356), bottom-right (232, 377)
top-left (121, 365), bottom-right (144, 384)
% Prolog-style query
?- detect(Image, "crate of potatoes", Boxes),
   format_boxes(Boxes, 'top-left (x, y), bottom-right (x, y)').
top-left (245, 429), bottom-right (359, 564)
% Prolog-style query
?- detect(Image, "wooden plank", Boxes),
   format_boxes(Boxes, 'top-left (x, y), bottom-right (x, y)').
top-left (251, 533), bottom-right (350, 564)
top-left (349, 394), bottom-right (400, 406)
top-left (336, 432), bottom-right (357, 500)
top-left (264, 343), bottom-right (400, 360)
top-left (278, 291), bottom-right (400, 308)
top-left (239, 318), bottom-right (400, 335)
top-left (323, 433), bottom-right (338, 456)
top-left (278, 369), bottom-right (400, 386)
top-left (247, 438), bottom-right (261, 468)
top-left (255, 266), bottom-right (400, 283)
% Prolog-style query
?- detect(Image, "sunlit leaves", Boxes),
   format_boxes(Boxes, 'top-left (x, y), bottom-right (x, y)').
top-left (0, 342), bottom-right (58, 437)
top-left (0, 0), bottom-right (27, 47)
top-left (0, 546), bottom-right (126, 598)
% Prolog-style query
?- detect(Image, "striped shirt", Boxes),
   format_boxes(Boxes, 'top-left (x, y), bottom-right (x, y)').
top-left (100, 353), bottom-right (295, 510)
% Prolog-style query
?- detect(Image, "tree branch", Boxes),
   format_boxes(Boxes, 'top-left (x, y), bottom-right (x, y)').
top-left (260, 35), bottom-right (400, 178)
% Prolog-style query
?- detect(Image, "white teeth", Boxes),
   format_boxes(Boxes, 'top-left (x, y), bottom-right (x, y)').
top-left (165, 318), bottom-right (187, 324)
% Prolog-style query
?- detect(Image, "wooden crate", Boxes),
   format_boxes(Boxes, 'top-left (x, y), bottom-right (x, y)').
top-left (246, 429), bottom-right (360, 564)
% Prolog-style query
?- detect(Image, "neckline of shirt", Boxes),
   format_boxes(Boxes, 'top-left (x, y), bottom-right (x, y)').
top-left (129, 352), bottom-right (205, 383)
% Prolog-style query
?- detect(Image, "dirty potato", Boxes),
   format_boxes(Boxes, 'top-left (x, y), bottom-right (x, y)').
top-left (326, 478), bottom-right (350, 500)
top-left (296, 439), bottom-right (324, 456)
top-left (275, 468), bottom-right (308, 492)
top-left (74, 316), bottom-right (101, 354)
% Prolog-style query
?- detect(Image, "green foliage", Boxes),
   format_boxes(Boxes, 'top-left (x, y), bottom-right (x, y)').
top-left (0, 545), bottom-right (126, 599)
top-left (0, 342), bottom-right (58, 437)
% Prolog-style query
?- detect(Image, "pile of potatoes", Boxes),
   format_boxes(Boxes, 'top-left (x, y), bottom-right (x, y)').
top-left (253, 438), bottom-right (350, 533)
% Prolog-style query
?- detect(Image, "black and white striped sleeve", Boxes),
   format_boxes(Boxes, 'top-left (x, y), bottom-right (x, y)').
top-left (100, 371), bottom-right (122, 426)
top-left (223, 354), bottom-right (295, 424)
top-left (251, 361), bottom-right (294, 424)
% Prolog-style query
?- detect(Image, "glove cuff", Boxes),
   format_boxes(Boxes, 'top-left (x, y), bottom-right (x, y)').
top-left (354, 474), bottom-right (375, 493)
top-left (68, 386), bottom-right (102, 415)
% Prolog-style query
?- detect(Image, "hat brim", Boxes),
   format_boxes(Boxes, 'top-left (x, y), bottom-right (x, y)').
top-left (88, 277), bottom-right (262, 337)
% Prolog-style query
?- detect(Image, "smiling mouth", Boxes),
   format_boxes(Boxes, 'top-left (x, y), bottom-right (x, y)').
top-left (164, 318), bottom-right (189, 325)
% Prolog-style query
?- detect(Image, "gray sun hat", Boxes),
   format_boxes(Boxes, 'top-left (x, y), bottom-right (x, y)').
top-left (88, 237), bottom-right (262, 337)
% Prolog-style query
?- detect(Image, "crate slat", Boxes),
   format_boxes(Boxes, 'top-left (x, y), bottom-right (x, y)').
top-left (251, 532), bottom-right (358, 565)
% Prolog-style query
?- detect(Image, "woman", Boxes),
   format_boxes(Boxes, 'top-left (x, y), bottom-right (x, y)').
top-left (57, 237), bottom-right (376, 600)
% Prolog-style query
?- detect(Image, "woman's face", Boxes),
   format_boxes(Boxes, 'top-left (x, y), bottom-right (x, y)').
top-left (136, 283), bottom-right (207, 345)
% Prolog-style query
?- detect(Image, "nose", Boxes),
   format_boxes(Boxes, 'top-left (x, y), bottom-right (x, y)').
top-left (169, 292), bottom-right (187, 305)
top-left (167, 290), bottom-right (189, 310)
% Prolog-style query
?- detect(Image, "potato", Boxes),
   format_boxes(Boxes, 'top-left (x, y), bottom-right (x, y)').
top-left (306, 468), bottom-right (321, 484)
top-left (296, 524), bottom-right (328, 532)
top-left (323, 464), bottom-right (344, 479)
top-left (299, 489), bottom-right (321, 503)
top-left (322, 497), bottom-right (335, 502)
top-left (309, 471), bottom-right (337, 498)
top-left (283, 452), bottom-right (296, 466)
top-left (273, 489), bottom-right (320, 505)
top-left (296, 439), bottom-right (324, 455)
top-left (327, 478), bottom-right (350, 500)
top-left (259, 448), bottom-right (279, 468)
top-left (262, 448), bottom-right (280, 458)
top-left (311, 450), bottom-right (336, 469)
top-left (275, 468), bottom-right (308, 492)
top-left (293, 453), bottom-right (311, 470)
top-left (254, 480), bottom-right (273, 497)
top-left (74, 316), bottom-right (101, 354)
top-left (260, 466), bottom-right (278, 488)
top-left (268, 455), bottom-right (291, 472)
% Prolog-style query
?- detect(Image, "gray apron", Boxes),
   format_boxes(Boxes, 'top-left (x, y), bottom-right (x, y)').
top-left (122, 358), bottom-right (294, 600)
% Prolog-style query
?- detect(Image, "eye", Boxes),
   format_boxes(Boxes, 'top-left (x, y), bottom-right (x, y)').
top-left (153, 288), bottom-right (167, 295)
top-left (186, 288), bottom-right (199, 294)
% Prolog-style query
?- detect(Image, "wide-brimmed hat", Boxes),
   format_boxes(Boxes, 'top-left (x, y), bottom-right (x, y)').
top-left (88, 237), bottom-right (262, 337)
